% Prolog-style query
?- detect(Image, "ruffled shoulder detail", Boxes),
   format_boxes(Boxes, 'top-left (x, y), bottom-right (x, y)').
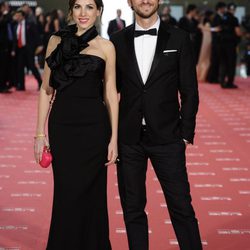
top-left (46, 25), bottom-right (100, 91)
top-left (53, 24), bottom-right (77, 38)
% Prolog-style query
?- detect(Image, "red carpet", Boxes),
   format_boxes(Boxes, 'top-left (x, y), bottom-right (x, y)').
top-left (0, 76), bottom-right (250, 250)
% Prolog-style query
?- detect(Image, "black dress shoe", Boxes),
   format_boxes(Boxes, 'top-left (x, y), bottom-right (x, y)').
top-left (207, 78), bottom-right (219, 83)
top-left (16, 87), bottom-right (25, 91)
top-left (228, 83), bottom-right (238, 88)
top-left (221, 83), bottom-right (238, 89)
top-left (0, 88), bottom-right (11, 93)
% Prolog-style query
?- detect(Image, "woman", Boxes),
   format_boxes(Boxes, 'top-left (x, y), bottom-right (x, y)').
top-left (45, 9), bottom-right (60, 35)
top-left (197, 10), bottom-right (220, 82)
top-left (34, 0), bottom-right (118, 249)
top-left (43, 10), bottom-right (60, 53)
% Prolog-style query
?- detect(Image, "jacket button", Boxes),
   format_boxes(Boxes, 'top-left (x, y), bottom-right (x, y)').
top-left (143, 89), bottom-right (146, 93)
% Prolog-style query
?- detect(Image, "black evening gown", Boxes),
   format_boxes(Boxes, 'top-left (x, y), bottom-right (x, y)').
top-left (45, 25), bottom-right (112, 250)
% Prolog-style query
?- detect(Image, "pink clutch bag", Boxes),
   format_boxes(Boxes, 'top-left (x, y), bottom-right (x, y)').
top-left (39, 146), bottom-right (52, 168)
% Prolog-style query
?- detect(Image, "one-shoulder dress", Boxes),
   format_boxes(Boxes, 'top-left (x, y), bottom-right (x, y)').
top-left (45, 25), bottom-right (112, 250)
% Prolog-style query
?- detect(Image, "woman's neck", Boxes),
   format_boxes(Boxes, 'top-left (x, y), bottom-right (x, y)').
top-left (75, 25), bottom-right (94, 36)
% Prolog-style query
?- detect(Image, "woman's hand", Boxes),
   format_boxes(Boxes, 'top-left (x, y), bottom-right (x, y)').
top-left (105, 140), bottom-right (118, 166)
top-left (34, 136), bottom-right (49, 164)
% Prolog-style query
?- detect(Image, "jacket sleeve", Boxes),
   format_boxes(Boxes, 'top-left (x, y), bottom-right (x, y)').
top-left (178, 32), bottom-right (199, 144)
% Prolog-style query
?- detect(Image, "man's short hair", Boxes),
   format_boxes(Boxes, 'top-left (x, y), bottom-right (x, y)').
top-left (186, 4), bottom-right (197, 14)
top-left (227, 2), bottom-right (237, 10)
top-left (215, 2), bottom-right (227, 11)
top-left (15, 8), bottom-right (25, 16)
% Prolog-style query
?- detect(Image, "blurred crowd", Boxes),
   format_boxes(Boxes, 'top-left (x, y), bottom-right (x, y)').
top-left (0, 1), bottom-right (66, 93)
top-left (159, 2), bottom-right (250, 88)
top-left (1, 1), bottom-right (250, 93)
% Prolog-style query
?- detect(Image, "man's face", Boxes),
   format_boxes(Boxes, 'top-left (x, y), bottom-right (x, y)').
top-left (128, 0), bottom-right (159, 19)
top-left (228, 6), bottom-right (236, 15)
top-left (219, 7), bottom-right (227, 15)
top-left (13, 12), bottom-right (23, 22)
top-left (162, 6), bottom-right (170, 16)
top-left (191, 9), bottom-right (198, 18)
top-left (117, 9), bottom-right (122, 17)
top-left (22, 5), bottom-right (29, 14)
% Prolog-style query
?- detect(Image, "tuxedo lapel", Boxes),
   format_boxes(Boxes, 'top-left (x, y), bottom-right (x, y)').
top-left (125, 25), bottom-right (144, 87)
top-left (146, 22), bottom-right (170, 86)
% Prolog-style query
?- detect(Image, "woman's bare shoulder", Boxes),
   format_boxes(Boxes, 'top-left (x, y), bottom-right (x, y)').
top-left (47, 35), bottom-right (61, 52)
top-left (96, 36), bottom-right (115, 55)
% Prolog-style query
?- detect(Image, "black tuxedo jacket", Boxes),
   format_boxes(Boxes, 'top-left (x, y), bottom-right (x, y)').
top-left (110, 21), bottom-right (199, 145)
top-left (13, 20), bottom-right (42, 52)
top-left (0, 12), bottom-right (13, 52)
top-left (107, 18), bottom-right (126, 37)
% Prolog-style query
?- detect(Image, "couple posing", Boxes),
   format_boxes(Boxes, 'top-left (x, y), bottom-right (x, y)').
top-left (34, 0), bottom-right (202, 249)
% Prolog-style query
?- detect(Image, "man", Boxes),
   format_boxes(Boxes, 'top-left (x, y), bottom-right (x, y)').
top-left (207, 1), bottom-right (227, 84)
top-left (107, 9), bottom-right (126, 37)
top-left (178, 4), bottom-right (202, 64)
top-left (242, 15), bottom-right (250, 75)
top-left (0, 1), bottom-right (13, 93)
top-left (13, 9), bottom-right (43, 91)
top-left (160, 5), bottom-right (177, 26)
top-left (244, 42), bottom-right (250, 76)
top-left (21, 3), bottom-right (36, 24)
top-left (110, 0), bottom-right (202, 249)
top-left (218, 2), bottom-right (241, 88)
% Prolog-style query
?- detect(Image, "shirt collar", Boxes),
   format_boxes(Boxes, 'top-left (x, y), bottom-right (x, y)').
top-left (19, 19), bottom-right (25, 26)
top-left (135, 16), bottom-right (160, 31)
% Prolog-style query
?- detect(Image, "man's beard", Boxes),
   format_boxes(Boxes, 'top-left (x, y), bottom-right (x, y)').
top-left (132, 3), bottom-right (159, 19)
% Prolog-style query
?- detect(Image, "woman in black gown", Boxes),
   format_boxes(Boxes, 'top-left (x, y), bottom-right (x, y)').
top-left (34, 0), bottom-right (119, 249)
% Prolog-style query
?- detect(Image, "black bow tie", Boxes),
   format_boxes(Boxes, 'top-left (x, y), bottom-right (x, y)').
top-left (134, 28), bottom-right (157, 37)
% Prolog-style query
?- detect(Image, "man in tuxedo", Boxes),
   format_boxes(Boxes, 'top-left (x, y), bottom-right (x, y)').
top-left (107, 9), bottom-right (126, 37)
top-left (207, 2), bottom-right (227, 84)
top-left (13, 9), bottom-right (43, 91)
top-left (110, 0), bottom-right (202, 249)
top-left (160, 5), bottom-right (177, 26)
top-left (178, 4), bottom-right (202, 65)
top-left (0, 1), bottom-right (13, 93)
top-left (218, 3), bottom-right (241, 88)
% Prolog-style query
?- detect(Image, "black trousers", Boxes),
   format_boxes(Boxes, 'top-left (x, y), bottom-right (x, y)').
top-left (247, 59), bottom-right (250, 76)
top-left (117, 127), bottom-right (202, 250)
top-left (207, 43), bottom-right (221, 83)
top-left (0, 50), bottom-right (9, 90)
top-left (16, 46), bottom-right (42, 90)
top-left (219, 43), bottom-right (237, 86)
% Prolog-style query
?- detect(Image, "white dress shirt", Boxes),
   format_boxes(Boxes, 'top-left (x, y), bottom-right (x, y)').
top-left (116, 17), bottom-right (124, 29)
top-left (134, 17), bottom-right (160, 125)
top-left (134, 17), bottom-right (160, 84)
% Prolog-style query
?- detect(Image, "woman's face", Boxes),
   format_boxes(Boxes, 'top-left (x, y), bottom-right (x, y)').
top-left (72, 0), bottom-right (100, 32)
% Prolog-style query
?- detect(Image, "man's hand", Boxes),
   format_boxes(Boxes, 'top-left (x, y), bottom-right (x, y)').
top-left (183, 139), bottom-right (190, 147)
top-left (35, 46), bottom-right (44, 55)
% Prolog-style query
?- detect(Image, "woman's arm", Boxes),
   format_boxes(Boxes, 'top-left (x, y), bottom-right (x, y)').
top-left (103, 40), bottom-right (119, 165)
top-left (54, 18), bottom-right (60, 32)
top-left (34, 35), bottom-right (61, 163)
